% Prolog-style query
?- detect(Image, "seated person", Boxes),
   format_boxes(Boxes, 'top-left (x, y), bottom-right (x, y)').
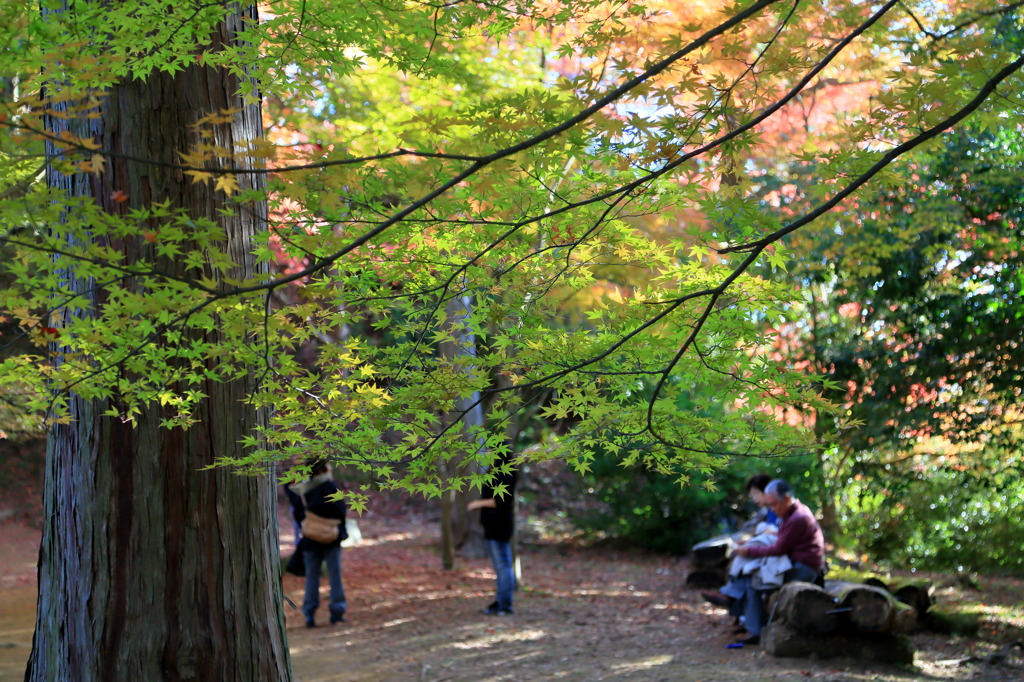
top-left (696, 473), bottom-right (777, 597)
top-left (702, 478), bottom-right (825, 645)
top-left (725, 521), bottom-right (788, 591)
top-left (737, 473), bottom-right (779, 533)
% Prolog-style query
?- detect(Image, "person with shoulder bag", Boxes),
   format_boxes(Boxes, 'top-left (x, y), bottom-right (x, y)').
top-left (285, 459), bottom-right (349, 628)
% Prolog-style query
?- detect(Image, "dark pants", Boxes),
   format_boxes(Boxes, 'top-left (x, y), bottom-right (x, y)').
top-left (302, 544), bottom-right (346, 622)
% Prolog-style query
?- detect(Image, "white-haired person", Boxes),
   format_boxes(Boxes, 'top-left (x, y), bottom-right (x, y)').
top-left (714, 479), bottom-right (825, 645)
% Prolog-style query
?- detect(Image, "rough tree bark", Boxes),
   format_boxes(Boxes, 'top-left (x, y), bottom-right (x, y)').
top-left (26, 5), bottom-right (292, 680)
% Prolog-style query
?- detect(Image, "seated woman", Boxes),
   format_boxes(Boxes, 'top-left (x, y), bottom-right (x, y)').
top-left (700, 474), bottom-right (778, 608)
top-left (738, 473), bottom-right (779, 532)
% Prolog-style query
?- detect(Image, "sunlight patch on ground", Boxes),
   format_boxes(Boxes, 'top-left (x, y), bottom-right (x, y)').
top-left (348, 531), bottom-right (416, 547)
top-left (969, 603), bottom-right (1024, 619)
top-left (377, 617), bottom-right (416, 629)
top-left (289, 642), bottom-right (330, 656)
top-left (450, 628), bottom-right (548, 650)
top-left (0, 561), bottom-right (36, 589)
top-left (572, 587), bottom-right (651, 598)
top-left (367, 588), bottom-right (477, 609)
top-left (609, 654), bottom-right (674, 673)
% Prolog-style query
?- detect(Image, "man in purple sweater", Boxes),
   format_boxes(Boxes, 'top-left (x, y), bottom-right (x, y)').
top-left (721, 479), bottom-right (825, 645)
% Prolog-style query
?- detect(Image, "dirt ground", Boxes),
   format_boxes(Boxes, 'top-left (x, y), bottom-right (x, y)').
top-left (2, 501), bottom-right (1023, 682)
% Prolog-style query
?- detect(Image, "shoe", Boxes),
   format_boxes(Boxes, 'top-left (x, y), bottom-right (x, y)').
top-left (701, 591), bottom-right (734, 609)
top-left (735, 635), bottom-right (760, 645)
top-left (482, 604), bottom-right (513, 616)
top-left (305, 618), bottom-right (316, 628)
top-left (330, 612), bottom-right (347, 624)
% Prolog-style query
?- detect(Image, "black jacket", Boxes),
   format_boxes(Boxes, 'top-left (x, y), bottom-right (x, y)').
top-left (286, 474), bottom-right (348, 548)
top-left (480, 470), bottom-right (516, 543)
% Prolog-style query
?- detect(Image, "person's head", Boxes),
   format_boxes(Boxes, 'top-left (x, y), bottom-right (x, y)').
top-left (305, 458), bottom-right (330, 477)
top-left (746, 474), bottom-right (773, 506)
top-left (763, 479), bottom-right (794, 516)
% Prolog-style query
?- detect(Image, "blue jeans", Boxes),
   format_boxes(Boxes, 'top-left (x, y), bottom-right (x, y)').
top-left (303, 544), bottom-right (346, 621)
top-left (487, 539), bottom-right (515, 611)
top-left (720, 561), bottom-right (818, 636)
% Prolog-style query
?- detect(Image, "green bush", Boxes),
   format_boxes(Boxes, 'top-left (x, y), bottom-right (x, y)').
top-left (839, 462), bottom-right (1024, 574)
top-left (566, 450), bottom-right (817, 554)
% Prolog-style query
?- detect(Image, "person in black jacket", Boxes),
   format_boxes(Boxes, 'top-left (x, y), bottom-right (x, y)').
top-left (467, 457), bottom-right (517, 616)
top-left (286, 459), bottom-right (348, 628)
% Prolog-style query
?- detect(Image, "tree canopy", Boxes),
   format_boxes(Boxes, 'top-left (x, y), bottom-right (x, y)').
top-left (2, 0), bottom-right (1024, 676)
top-left (1, 0), bottom-right (1022, 500)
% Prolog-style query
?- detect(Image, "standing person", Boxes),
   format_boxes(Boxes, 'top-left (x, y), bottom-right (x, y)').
top-left (721, 479), bottom-right (825, 645)
top-left (467, 457), bottom-right (517, 616)
top-left (286, 459), bottom-right (348, 628)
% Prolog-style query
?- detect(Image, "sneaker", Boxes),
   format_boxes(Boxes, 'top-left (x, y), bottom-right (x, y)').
top-left (305, 618), bottom-right (316, 628)
top-left (701, 591), bottom-right (734, 609)
top-left (330, 612), bottom-right (347, 624)
top-left (735, 634), bottom-right (760, 645)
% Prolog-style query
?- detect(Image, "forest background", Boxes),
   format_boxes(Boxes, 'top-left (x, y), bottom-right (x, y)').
top-left (0, 0), bottom-right (1022, 678)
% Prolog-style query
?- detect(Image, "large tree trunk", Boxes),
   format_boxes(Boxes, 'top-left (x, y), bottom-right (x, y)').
top-left (26, 6), bottom-right (291, 680)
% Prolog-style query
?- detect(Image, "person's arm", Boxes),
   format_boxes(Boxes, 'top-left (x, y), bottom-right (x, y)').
top-left (467, 498), bottom-right (497, 511)
top-left (739, 515), bottom-right (808, 558)
top-left (285, 486), bottom-right (306, 523)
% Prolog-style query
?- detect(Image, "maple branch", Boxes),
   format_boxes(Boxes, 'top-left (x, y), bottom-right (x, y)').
top-left (0, 234), bottom-right (220, 294)
top-left (140, 0), bottom-right (909, 460)
top-left (19, 0), bottom-right (1021, 463)
top-left (899, 0), bottom-right (1024, 42)
top-left (0, 117), bottom-right (485, 171)
top-left (386, 0), bottom-right (899, 299)
top-left (719, 51), bottom-right (1024, 255)
top-left (180, 0), bottom-right (785, 305)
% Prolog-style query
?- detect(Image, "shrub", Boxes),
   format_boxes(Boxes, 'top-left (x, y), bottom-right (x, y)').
top-left (566, 449), bottom-right (817, 554)
top-left (839, 463), bottom-right (1024, 574)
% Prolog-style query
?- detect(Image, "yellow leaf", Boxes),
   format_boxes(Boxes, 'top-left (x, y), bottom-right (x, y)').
top-left (75, 134), bottom-right (101, 150)
top-left (214, 175), bottom-right (239, 195)
top-left (90, 153), bottom-right (106, 176)
top-left (186, 170), bottom-right (214, 185)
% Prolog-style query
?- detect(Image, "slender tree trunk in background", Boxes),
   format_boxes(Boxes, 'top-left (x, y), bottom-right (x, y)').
top-left (808, 286), bottom-right (841, 542)
top-left (439, 294), bottom-right (488, 568)
top-left (440, 489), bottom-right (457, 570)
top-left (26, 6), bottom-right (292, 680)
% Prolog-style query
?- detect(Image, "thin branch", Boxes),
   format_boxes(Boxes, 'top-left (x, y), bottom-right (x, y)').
top-left (719, 52), bottom-right (1024, 255)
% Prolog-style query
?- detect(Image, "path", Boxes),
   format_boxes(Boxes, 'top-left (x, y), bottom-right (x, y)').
top-left (2, 507), bottom-right (1023, 681)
